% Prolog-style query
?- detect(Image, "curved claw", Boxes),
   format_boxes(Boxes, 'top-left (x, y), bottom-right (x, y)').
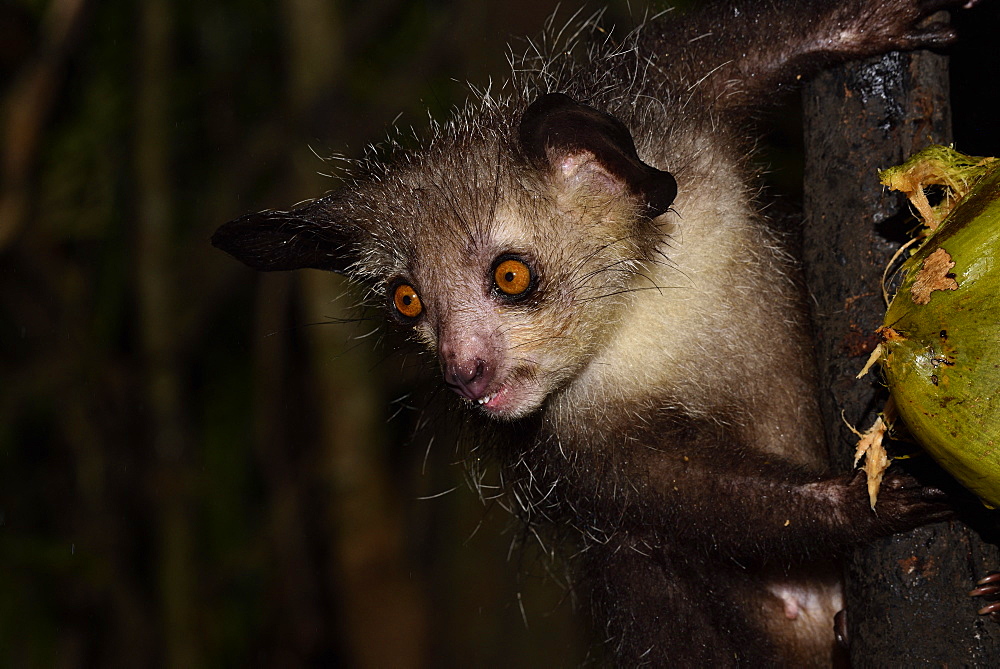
top-left (969, 584), bottom-right (1000, 597)
top-left (978, 601), bottom-right (1000, 616)
top-left (920, 0), bottom-right (979, 10)
top-left (903, 23), bottom-right (959, 49)
top-left (977, 572), bottom-right (1000, 586)
top-left (834, 609), bottom-right (849, 649)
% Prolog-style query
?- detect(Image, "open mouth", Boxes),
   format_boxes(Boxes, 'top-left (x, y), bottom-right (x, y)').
top-left (456, 365), bottom-right (540, 418)
top-left (475, 385), bottom-right (506, 411)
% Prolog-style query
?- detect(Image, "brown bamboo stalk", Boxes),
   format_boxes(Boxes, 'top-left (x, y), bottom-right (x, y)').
top-left (0, 0), bottom-right (90, 249)
top-left (134, 1), bottom-right (199, 666)
top-left (278, 0), bottom-right (429, 664)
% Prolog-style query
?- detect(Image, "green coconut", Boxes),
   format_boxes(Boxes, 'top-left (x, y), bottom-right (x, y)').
top-left (877, 146), bottom-right (1000, 507)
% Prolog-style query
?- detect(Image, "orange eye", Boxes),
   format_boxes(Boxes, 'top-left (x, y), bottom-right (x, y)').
top-left (392, 283), bottom-right (422, 319)
top-left (494, 258), bottom-right (533, 297)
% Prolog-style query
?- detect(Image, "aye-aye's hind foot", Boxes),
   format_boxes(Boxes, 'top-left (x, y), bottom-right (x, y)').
top-left (970, 572), bottom-right (1000, 620)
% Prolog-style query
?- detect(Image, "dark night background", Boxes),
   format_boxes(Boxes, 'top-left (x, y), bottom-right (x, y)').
top-left (1, 0), bottom-right (998, 666)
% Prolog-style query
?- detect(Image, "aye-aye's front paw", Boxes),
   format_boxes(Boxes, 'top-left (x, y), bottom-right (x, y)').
top-left (856, 468), bottom-right (954, 531)
top-left (841, 0), bottom-right (981, 55)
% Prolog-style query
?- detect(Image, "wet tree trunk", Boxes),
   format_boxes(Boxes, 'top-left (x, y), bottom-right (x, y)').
top-left (801, 44), bottom-right (1000, 664)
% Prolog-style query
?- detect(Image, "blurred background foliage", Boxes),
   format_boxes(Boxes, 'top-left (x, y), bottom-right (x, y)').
top-left (1, 0), bottom-right (998, 667)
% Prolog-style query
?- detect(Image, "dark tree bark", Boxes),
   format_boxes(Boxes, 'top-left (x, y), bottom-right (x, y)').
top-left (801, 43), bottom-right (1000, 664)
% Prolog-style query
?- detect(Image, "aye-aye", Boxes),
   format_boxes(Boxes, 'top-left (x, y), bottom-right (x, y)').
top-left (213, 0), bottom-right (969, 664)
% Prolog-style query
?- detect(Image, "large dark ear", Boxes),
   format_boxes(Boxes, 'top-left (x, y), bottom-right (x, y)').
top-left (212, 196), bottom-right (362, 274)
top-left (518, 93), bottom-right (676, 218)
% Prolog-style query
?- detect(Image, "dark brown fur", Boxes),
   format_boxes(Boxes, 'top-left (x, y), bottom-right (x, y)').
top-left (213, 1), bottom-right (971, 664)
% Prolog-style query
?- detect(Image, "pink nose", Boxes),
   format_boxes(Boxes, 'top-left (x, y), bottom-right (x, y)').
top-left (443, 356), bottom-right (494, 401)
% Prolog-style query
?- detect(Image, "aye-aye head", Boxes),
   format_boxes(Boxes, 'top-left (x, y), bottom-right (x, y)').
top-left (213, 93), bottom-right (676, 420)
